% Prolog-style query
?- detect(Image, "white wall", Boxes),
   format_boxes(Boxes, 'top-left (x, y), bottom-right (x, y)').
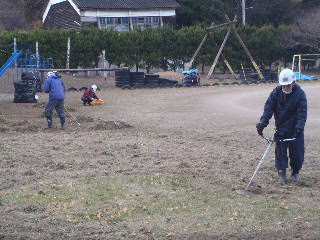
top-left (82, 9), bottom-right (176, 18)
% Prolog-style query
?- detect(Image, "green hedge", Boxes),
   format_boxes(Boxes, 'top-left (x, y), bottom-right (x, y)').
top-left (0, 25), bottom-right (291, 71)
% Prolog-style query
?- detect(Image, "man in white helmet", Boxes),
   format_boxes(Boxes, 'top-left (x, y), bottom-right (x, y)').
top-left (44, 71), bottom-right (66, 129)
top-left (256, 68), bottom-right (307, 185)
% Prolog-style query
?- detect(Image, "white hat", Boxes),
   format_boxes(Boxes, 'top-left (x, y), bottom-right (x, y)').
top-left (47, 71), bottom-right (55, 78)
top-left (91, 85), bottom-right (98, 91)
top-left (279, 69), bottom-right (296, 85)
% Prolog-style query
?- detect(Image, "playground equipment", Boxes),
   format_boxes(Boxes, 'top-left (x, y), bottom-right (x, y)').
top-left (0, 39), bottom-right (54, 83)
top-left (0, 51), bottom-right (22, 77)
top-left (186, 14), bottom-right (264, 83)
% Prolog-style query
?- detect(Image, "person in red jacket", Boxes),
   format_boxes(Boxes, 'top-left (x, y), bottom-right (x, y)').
top-left (81, 85), bottom-right (99, 106)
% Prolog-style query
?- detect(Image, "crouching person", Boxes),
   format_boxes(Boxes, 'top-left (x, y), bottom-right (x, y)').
top-left (81, 85), bottom-right (99, 106)
top-left (44, 71), bottom-right (66, 129)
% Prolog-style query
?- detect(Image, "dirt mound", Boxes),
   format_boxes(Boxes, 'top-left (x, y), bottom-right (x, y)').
top-left (0, 127), bottom-right (9, 132)
top-left (13, 125), bottom-right (40, 133)
top-left (32, 103), bottom-right (46, 109)
top-left (90, 120), bottom-right (132, 131)
top-left (76, 115), bottom-right (94, 123)
top-left (156, 71), bottom-right (184, 82)
top-left (0, 116), bottom-right (6, 123)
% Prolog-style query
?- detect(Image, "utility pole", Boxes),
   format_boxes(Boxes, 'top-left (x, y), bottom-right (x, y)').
top-left (66, 37), bottom-right (70, 70)
top-left (242, 0), bottom-right (246, 25)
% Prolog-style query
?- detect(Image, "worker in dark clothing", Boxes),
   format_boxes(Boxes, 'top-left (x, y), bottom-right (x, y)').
top-left (44, 71), bottom-right (66, 129)
top-left (81, 85), bottom-right (99, 106)
top-left (256, 68), bottom-right (307, 185)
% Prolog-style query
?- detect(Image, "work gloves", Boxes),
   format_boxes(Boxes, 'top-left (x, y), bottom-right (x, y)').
top-left (294, 128), bottom-right (302, 138)
top-left (256, 123), bottom-right (265, 136)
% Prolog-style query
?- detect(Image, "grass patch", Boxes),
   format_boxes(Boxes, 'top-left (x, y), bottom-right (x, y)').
top-left (2, 174), bottom-right (320, 237)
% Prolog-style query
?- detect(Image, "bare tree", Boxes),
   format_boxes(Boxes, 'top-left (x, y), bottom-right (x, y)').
top-left (285, 7), bottom-right (320, 51)
top-left (0, 0), bottom-right (47, 31)
top-left (0, 0), bottom-right (29, 30)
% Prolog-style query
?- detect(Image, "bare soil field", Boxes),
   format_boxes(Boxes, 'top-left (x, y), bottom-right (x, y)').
top-left (0, 73), bottom-right (319, 240)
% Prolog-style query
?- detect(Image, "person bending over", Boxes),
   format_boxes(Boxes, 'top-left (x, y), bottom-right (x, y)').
top-left (82, 85), bottom-right (99, 106)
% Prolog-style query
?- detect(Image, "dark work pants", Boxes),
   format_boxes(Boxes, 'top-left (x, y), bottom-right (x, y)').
top-left (81, 97), bottom-right (92, 105)
top-left (275, 132), bottom-right (304, 173)
top-left (45, 99), bottom-right (65, 121)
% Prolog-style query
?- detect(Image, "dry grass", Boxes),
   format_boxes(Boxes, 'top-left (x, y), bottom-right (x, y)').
top-left (0, 78), bottom-right (319, 239)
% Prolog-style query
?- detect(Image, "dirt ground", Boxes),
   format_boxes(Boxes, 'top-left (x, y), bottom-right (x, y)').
top-left (0, 73), bottom-right (319, 240)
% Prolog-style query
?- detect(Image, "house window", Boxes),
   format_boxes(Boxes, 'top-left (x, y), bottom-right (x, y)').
top-left (132, 17), bottom-right (160, 29)
top-left (106, 18), bottom-right (113, 25)
top-left (115, 18), bottom-right (121, 25)
top-left (99, 17), bottom-right (129, 31)
top-left (122, 18), bottom-right (129, 24)
top-left (99, 17), bottom-right (160, 31)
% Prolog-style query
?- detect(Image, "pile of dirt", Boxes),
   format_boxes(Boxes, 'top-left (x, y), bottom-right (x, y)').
top-left (156, 71), bottom-right (184, 82)
top-left (76, 115), bottom-right (94, 123)
top-left (0, 127), bottom-right (9, 132)
top-left (13, 124), bottom-right (40, 133)
top-left (0, 116), bottom-right (6, 123)
top-left (32, 103), bottom-right (46, 109)
top-left (90, 120), bottom-right (132, 131)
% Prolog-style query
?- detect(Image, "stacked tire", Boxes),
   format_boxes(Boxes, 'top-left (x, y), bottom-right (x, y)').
top-left (240, 68), bottom-right (259, 84)
top-left (183, 75), bottom-right (198, 87)
top-left (160, 78), bottom-right (178, 87)
top-left (145, 74), bottom-right (159, 88)
top-left (115, 70), bottom-right (130, 88)
top-left (270, 72), bottom-right (278, 83)
top-left (261, 69), bottom-right (271, 82)
top-left (14, 72), bottom-right (38, 103)
top-left (130, 72), bottom-right (145, 88)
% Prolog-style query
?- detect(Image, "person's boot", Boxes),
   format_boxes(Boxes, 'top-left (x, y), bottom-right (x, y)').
top-left (278, 169), bottom-right (286, 185)
top-left (60, 117), bottom-right (65, 130)
top-left (291, 169), bottom-right (300, 182)
top-left (45, 117), bottom-right (53, 129)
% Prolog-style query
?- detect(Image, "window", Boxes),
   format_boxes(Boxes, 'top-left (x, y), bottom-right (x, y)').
top-left (122, 18), bottom-right (129, 24)
top-left (106, 18), bottom-right (113, 25)
top-left (99, 17), bottom-right (129, 31)
top-left (100, 16), bottom-right (160, 31)
top-left (115, 18), bottom-right (121, 25)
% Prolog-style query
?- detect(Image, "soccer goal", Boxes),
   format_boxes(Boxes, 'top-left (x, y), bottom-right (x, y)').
top-left (292, 54), bottom-right (320, 81)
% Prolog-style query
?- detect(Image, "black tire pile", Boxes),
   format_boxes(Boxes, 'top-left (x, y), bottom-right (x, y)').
top-left (130, 72), bottom-right (145, 88)
top-left (115, 70), bottom-right (130, 88)
top-left (183, 75), bottom-right (199, 87)
top-left (14, 72), bottom-right (39, 103)
top-left (159, 78), bottom-right (178, 87)
top-left (239, 68), bottom-right (278, 84)
top-left (239, 68), bottom-right (259, 84)
top-left (115, 71), bottom-right (179, 89)
top-left (145, 74), bottom-right (160, 88)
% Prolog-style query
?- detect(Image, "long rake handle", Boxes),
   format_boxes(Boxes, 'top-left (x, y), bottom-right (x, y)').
top-left (64, 105), bottom-right (81, 127)
top-left (245, 140), bottom-right (274, 190)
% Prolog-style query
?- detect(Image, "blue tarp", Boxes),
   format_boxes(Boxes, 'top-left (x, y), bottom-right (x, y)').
top-left (294, 72), bottom-right (315, 81)
top-left (182, 68), bottom-right (199, 75)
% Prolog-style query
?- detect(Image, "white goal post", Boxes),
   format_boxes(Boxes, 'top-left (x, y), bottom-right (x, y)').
top-left (292, 53), bottom-right (320, 80)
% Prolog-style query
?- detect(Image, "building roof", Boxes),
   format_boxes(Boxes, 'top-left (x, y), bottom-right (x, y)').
top-left (71, 0), bottom-right (180, 9)
top-left (44, 1), bottom-right (81, 30)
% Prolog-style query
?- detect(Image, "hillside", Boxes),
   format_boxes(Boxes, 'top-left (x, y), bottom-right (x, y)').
top-left (0, 0), bottom-right (319, 35)
top-left (0, 0), bottom-right (47, 30)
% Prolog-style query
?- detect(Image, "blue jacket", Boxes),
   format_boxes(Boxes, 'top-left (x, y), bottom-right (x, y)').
top-left (259, 84), bottom-right (307, 138)
top-left (44, 75), bottom-right (65, 100)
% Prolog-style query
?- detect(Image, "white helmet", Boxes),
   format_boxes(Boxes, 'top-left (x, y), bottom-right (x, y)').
top-left (279, 68), bottom-right (296, 85)
top-left (91, 85), bottom-right (98, 91)
top-left (47, 71), bottom-right (55, 78)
